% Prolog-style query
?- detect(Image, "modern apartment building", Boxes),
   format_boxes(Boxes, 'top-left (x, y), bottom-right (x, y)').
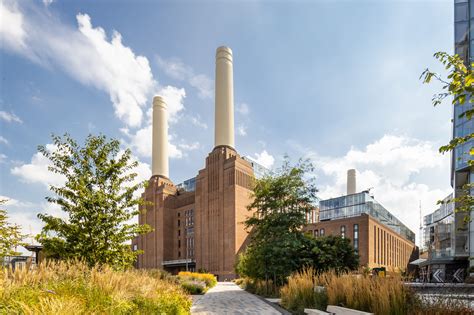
top-left (419, 193), bottom-right (468, 282)
top-left (304, 170), bottom-right (417, 271)
top-left (453, 0), bottom-right (473, 268)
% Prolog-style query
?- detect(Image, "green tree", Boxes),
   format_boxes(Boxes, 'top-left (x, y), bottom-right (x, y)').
top-left (303, 235), bottom-right (359, 273)
top-left (36, 134), bottom-right (151, 269)
top-left (0, 200), bottom-right (25, 263)
top-left (237, 158), bottom-right (318, 285)
top-left (421, 52), bottom-right (473, 217)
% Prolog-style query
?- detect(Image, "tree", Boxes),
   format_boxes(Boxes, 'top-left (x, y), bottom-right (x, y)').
top-left (237, 158), bottom-right (318, 285)
top-left (303, 235), bottom-right (359, 273)
top-left (421, 52), bottom-right (473, 218)
top-left (36, 134), bottom-right (151, 269)
top-left (0, 200), bottom-right (25, 263)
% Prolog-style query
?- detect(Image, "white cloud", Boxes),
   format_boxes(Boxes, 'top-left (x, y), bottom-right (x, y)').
top-left (0, 3), bottom-right (156, 127)
top-left (253, 150), bottom-right (275, 169)
top-left (0, 136), bottom-right (8, 144)
top-left (236, 103), bottom-right (249, 115)
top-left (237, 124), bottom-right (247, 136)
top-left (42, 0), bottom-right (54, 6)
top-left (11, 144), bottom-right (66, 188)
top-left (156, 55), bottom-right (213, 99)
top-left (0, 153), bottom-right (7, 163)
top-left (158, 85), bottom-right (186, 123)
top-left (0, 110), bottom-right (22, 123)
top-left (300, 134), bottom-right (451, 245)
top-left (0, 1), bottom-right (27, 52)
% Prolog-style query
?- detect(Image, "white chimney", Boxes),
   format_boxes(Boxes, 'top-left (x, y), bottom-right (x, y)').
top-left (347, 169), bottom-right (356, 195)
top-left (214, 46), bottom-right (235, 149)
top-left (152, 96), bottom-right (169, 178)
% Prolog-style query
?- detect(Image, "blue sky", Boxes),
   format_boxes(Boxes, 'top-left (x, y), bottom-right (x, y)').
top-left (1, 0), bottom-right (453, 247)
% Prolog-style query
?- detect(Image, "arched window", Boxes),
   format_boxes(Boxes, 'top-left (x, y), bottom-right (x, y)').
top-left (320, 228), bottom-right (325, 236)
top-left (314, 229), bottom-right (319, 237)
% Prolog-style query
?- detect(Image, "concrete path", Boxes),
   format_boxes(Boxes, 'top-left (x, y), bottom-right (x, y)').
top-left (191, 282), bottom-right (282, 315)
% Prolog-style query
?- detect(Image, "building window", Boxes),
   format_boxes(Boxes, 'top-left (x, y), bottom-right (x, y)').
top-left (178, 229), bottom-right (180, 237)
top-left (353, 224), bottom-right (359, 252)
top-left (178, 239), bottom-right (181, 248)
top-left (320, 228), bottom-right (325, 236)
top-left (314, 229), bottom-right (319, 237)
top-left (178, 219), bottom-right (180, 227)
top-left (133, 244), bottom-right (138, 251)
top-left (374, 226), bottom-right (376, 263)
top-left (340, 225), bottom-right (346, 238)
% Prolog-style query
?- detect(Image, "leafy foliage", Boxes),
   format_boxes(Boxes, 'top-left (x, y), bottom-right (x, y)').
top-left (236, 158), bottom-right (318, 285)
top-left (0, 200), bottom-right (25, 262)
top-left (36, 134), bottom-right (151, 269)
top-left (421, 52), bottom-right (474, 221)
top-left (303, 235), bottom-right (359, 273)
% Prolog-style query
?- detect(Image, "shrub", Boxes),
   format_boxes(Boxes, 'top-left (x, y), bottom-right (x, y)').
top-left (181, 280), bottom-right (207, 295)
top-left (178, 271), bottom-right (217, 288)
top-left (0, 261), bottom-right (191, 314)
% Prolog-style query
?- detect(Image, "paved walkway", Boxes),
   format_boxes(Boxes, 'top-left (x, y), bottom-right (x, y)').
top-left (191, 282), bottom-right (282, 315)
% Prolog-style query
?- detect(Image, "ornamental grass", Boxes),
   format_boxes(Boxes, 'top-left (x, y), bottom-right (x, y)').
top-left (0, 260), bottom-right (191, 314)
top-left (280, 267), bottom-right (472, 315)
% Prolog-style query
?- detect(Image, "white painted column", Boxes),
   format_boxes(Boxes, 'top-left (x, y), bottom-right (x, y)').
top-left (214, 46), bottom-right (235, 149)
top-left (152, 96), bottom-right (169, 178)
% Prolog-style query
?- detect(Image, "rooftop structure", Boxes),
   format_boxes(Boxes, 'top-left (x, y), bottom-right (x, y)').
top-left (319, 191), bottom-right (415, 243)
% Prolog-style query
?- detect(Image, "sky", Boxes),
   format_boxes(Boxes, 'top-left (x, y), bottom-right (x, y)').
top-left (0, 0), bottom-right (453, 250)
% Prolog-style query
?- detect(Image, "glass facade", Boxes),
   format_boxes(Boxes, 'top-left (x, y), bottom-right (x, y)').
top-left (319, 192), bottom-right (415, 243)
top-left (453, 0), bottom-right (473, 171)
top-left (423, 194), bottom-right (455, 259)
top-left (242, 156), bottom-right (270, 179)
top-left (176, 177), bottom-right (196, 192)
top-left (453, 0), bottom-right (473, 262)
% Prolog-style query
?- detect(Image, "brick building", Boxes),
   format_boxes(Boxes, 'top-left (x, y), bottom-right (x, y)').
top-left (132, 47), bottom-right (255, 279)
top-left (304, 171), bottom-right (417, 271)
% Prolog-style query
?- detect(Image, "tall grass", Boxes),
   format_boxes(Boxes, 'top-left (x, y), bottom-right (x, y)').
top-left (177, 271), bottom-right (217, 288)
top-left (0, 261), bottom-right (191, 314)
top-left (280, 268), bottom-right (472, 315)
top-left (236, 278), bottom-right (280, 298)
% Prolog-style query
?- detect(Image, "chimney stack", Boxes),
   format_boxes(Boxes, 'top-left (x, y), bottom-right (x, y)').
top-left (347, 169), bottom-right (356, 195)
top-left (214, 46), bottom-right (235, 149)
top-left (152, 96), bottom-right (169, 178)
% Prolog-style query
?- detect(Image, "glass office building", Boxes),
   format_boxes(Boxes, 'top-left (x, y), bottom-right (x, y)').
top-left (319, 192), bottom-right (415, 243)
top-left (423, 194), bottom-right (455, 259)
top-left (453, 0), bottom-right (473, 263)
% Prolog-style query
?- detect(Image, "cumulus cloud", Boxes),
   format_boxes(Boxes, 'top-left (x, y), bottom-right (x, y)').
top-left (0, 2), bottom-right (156, 127)
top-left (156, 55), bottom-right (213, 99)
top-left (0, 136), bottom-right (8, 145)
top-left (0, 1), bottom-right (27, 52)
top-left (253, 150), bottom-right (275, 169)
top-left (300, 134), bottom-right (451, 244)
top-left (0, 110), bottom-right (22, 123)
top-left (11, 144), bottom-right (66, 188)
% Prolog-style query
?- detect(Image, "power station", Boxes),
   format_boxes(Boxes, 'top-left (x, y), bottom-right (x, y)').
top-left (132, 47), bottom-right (255, 279)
